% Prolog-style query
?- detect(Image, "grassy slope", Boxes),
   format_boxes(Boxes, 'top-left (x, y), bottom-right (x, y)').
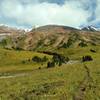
top-left (0, 48), bottom-right (51, 73)
top-left (0, 46), bottom-right (100, 100)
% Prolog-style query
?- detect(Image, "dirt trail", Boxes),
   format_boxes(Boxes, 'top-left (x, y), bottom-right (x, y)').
top-left (66, 60), bottom-right (79, 65)
top-left (0, 60), bottom-right (79, 79)
top-left (73, 65), bottom-right (98, 100)
top-left (0, 70), bottom-right (35, 79)
top-left (0, 73), bottom-right (29, 79)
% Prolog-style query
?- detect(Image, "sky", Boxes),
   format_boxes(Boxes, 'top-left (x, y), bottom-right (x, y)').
top-left (0, 0), bottom-right (100, 29)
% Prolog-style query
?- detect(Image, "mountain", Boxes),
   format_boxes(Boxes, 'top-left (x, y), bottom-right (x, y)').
top-left (15, 25), bottom-right (100, 50)
top-left (0, 25), bottom-right (26, 42)
top-left (1, 25), bottom-right (100, 50)
top-left (81, 26), bottom-right (98, 31)
top-left (0, 25), bottom-right (26, 35)
top-left (0, 25), bottom-right (26, 48)
top-left (23, 25), bottom-right (80, 50)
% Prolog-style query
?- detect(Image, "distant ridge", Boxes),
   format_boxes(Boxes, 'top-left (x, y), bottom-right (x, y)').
top-left (81, 26), bottom-right (98, 31)
top-left (0, 24), bottom-right (100, 50)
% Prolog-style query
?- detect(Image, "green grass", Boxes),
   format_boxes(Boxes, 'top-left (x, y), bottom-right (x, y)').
top-left (0, 46), bottom-right (100, 100)
top-left (0, 64), bottom-right (85, 100)
top-left (0, 48), bottom-right (51, 72)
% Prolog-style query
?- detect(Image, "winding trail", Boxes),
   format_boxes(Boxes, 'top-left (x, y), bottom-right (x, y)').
top-left (0, 60), bottom-right (79, 79)
top-left (0, 73), bottom-right (30, 79)
top-left (73, 65), bottom-right (98, 100)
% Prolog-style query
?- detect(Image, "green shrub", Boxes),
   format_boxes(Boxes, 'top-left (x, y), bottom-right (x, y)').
top-left (47, 61), bottom-right (55, 68)
top-left (79, 41), bottom-right (87, 47)
top-left (52, 54), bottom-right (69, 66)
top-left (32, 56), bottom-right (48, 63)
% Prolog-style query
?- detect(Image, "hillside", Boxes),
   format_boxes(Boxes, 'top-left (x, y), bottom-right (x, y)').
top-left (0, 25), bottom-right (25, 35)
top-left (6, 25), bottom-right (100, 51)
top-left (0, 25), bottom-right (26, 48)
top-left (0, 25), bottom-right (100, 100)
top-left (0, 45), bottom-right (100, 100)
top-left (0, 25), bottom-right (100, 51)
top-left (0, 25), bottom-right (25, 42)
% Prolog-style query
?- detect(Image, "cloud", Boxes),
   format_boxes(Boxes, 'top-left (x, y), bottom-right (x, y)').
top-left (93, 0), bottom-right (100, 23)
top-left (85, 0), bottom-right (100, 27)
top-left (0, 0), bottom-right (98, 28)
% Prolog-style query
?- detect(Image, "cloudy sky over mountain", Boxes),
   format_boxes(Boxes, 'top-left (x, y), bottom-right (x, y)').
top-left (0, 0), bottom-right (100, 28)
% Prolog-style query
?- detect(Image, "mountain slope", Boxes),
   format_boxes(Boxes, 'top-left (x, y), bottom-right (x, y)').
top-left (0, 25), bottom-right (26, 48)
top-left (1, 25), bottom-right (100, 50)
top-left (0, 25), bottom-right (25, 35)
top-left (81, 26), bottom-right (98, 31)
top-left (22, 25), bottom-right (100, 50)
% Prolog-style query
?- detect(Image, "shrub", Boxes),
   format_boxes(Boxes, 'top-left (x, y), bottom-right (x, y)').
top-left (28, 59), bottom-right (31, 62)
top-left (52, 54), bottom-right (69, 66)
top-left (32, 56), bottom-right (48, 63)
top-left (32, 56), bottom-right (42, 62)
top-left (90, 49), bottom-right (96, 53)
top-left (47, 61), bottom-right (55, 68)
top-left (22, 60), bottom-right (26, 64)
top-left (82, 55), bottom-right (93, 62)
top-left (38, 67), bottom-right (41, 69)
top-left (66, 39), bottom-right (73, 47)
top-left (61, 43), bottom-right (67, 48)
top-left (79, 42), bottom-right (87, 47)
top-left (42, 56), bottom-right (48, 62)
top-left (1, 39), bottom-right (7, 46)
top-left (15, 47), bottom-right (23, 51)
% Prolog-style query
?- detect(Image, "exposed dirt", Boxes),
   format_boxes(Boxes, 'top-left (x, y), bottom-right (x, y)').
top-left (0, 73), bottom-right (29, 79)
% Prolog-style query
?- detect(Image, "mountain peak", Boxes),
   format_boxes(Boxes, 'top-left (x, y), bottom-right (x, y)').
top-left (81, 25), bottom-right (98, 31)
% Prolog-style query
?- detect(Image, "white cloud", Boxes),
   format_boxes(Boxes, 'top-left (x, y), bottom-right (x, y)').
top-left (0, 0), bottom-right (93, 28)
top-left (94, 0), bottom-right (100, 22)
top-left (87, 0), bottom-right (100, 26)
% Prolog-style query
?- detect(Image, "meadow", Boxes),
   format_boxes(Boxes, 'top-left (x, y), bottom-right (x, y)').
top-left (0, 45), bottom-right (100, 100)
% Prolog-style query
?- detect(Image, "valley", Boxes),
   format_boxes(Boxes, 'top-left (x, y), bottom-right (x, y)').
top-left (0, 25), bottom-right (100, 100)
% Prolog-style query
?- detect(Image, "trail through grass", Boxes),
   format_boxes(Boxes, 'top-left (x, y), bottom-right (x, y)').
top-left (0, 46), bottom-right (100, 100)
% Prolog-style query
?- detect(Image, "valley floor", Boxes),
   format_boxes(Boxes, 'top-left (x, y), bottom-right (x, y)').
top-left (0, 46), bottom-right (100, 100)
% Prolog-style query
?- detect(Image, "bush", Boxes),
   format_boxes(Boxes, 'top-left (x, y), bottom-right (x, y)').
top-left (79, 42), bottom-right (87, 47)
top-left (47, 61), bottom-right (55, 68)
top-left (82, 55), bottom-right (93, 62)
top-left (1, 39), bottom-right (7, 46)
top-left (22, 60), bottom-right (26, 64)
top-left (15, 47), bottom-right (23, 51)
top-left (32, 56), bottom-right (48, 63)
top-left (38, 67), bottom-right (41, 69)
top-left (90, 49), bottom-right (96, 53)
top-left (52, 54), bottom-right (69, 66)
top-left (32, 56), bottom-right (42, 62)
top-left (42, 56), bottom-right (48, 62)
top-left (46, 54), bottom-right (69, 68)
top-left (61, 43), bottom-right (68, 48)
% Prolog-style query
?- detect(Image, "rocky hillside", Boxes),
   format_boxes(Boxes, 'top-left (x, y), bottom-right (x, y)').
top-left (1, 25), bottom-right (100, 50)
top-left (0, 25), bottom-right (25, 35)
top-left (0, 25), bottom-right (25, 41)
top-left (0, 25), bottom-right (27, 48)
top-left (22, 25), bottom-right (100, 50)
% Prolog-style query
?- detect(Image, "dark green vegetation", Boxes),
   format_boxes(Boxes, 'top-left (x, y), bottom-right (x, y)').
top-left (0, 25), bottom-right (100, 100)
top-left (47, 53), bottom-right (69, 68)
